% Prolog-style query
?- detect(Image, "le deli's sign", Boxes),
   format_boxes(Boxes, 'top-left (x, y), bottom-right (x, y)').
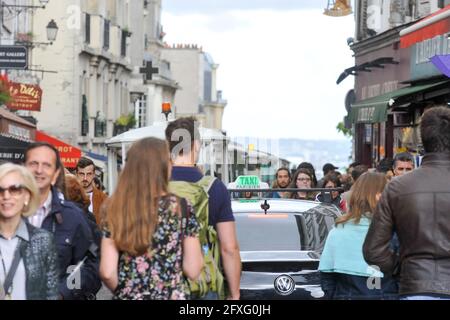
top-left (6, 82), bottom-right (42, 112)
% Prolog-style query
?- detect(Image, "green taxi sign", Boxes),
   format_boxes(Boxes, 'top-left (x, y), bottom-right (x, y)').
top-left (236, 175), bottom-right (261, 189)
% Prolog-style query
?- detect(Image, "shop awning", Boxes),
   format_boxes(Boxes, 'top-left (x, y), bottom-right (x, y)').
top-left (82, 151), bottom-right (108, 171)
top-left (350, 80), bottom-right (450, 123)
top-left (35, 131), bottom-right (82, 168)
top-left (0, 134), bottom-right (30, 164)
top-left (400, 4), bottom-right (450, 48)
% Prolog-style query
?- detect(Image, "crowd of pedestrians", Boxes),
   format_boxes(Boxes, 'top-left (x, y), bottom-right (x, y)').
top-left (1, 105), bottom-right (449, 300)
top-left (0, 116), bottom-right (241, 301)
top-left (269, 106), bottom-right (450, 299)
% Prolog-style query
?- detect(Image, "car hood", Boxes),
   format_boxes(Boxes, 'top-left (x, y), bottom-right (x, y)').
top-left (241, 250), bottom-right (320, 262)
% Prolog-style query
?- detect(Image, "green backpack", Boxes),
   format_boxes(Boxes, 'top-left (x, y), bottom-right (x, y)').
top-left (169, 176), bottom-right (225, 300)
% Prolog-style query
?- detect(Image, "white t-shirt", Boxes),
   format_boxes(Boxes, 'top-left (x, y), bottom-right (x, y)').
top-left (88, 192), bottom-right (93, 213)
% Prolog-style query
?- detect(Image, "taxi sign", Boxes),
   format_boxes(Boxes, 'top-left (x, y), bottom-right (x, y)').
top-left (228, 175), bottom-right (269, 189)
top-left (236, 175), bottom-right (260, 188)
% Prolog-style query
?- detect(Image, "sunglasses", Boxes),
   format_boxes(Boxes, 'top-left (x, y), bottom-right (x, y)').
top-left (0, 184), bottom-right (27, 197)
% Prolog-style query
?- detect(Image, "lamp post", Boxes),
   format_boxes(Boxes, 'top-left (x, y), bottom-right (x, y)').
top-left (45, 19), bottom-right (58, 44)
top-left (14, 19), bottom-right (58, 46)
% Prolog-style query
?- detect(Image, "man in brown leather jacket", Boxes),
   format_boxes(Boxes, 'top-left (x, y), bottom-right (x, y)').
top-left (75, 157), bottom-right (107, 225)
top-left (363, 106), bottom-right (450, 300)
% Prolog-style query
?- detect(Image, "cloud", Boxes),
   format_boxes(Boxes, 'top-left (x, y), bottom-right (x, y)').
top-left (163, 0), bottom-right (324, 14)
top-left (162, 8), bottom-right (355, 140)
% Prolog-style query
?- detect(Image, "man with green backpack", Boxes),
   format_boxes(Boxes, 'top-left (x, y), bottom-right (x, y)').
top-left (166, 117), bottom-right (241, 300)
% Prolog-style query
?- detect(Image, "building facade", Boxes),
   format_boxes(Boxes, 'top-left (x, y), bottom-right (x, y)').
top-left (161, 44), bottom-right (227, 130)
top-left (345, 0), bottom-right (450, 167)
top-left (30, 0), bottom-right (177, 157)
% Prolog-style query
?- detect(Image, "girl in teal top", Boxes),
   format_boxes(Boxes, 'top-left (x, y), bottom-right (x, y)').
top-left (319, 172), bottom-right (398, 299)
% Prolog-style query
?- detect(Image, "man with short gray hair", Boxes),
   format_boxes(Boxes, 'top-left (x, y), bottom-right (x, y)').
top-left (392, 152), bottom-right (414, 177)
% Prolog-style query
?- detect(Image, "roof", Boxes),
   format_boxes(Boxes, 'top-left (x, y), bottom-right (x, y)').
top-left (0, 108), bottom-right (36, 128)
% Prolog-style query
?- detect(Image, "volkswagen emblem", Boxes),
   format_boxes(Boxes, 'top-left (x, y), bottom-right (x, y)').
top-left (274, 274), bottom-right (295, 296)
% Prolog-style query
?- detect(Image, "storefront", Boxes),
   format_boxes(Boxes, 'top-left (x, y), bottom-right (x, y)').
top-left (349, 5), bottom-right (450, 167)
top-left (351, 80), bottom-right (450, 166)
top-left (348, 26), bottom-right (410, 167)
top-left (0, 108), bottom-right (36, 164)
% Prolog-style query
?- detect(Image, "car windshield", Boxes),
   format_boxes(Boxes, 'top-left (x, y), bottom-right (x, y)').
top-left (235, 213), bottom-right (302, 251)
top-left (235, 208), bottom-right (337, 252)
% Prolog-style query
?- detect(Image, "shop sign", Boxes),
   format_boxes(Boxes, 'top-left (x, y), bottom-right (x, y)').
top-left (35, 131), bottom-right (81, 168)
top-left (0, 148), bottom-right (25, 162)
top-left (6, 82), bottom-right (42, 112)
top-left (415, 34), bottom-right (450, 64)
top-left (0, 46), bottom-right (28, 69)
top-left (7, 124), bottom-right (31, 141)
top-left (357, 107), bottom-right (376, 123)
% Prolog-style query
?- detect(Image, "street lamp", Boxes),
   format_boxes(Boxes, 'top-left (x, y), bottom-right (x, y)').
top-left (46, 19), bottom-right (58, 44)
top-left (15, 19), bottom-right (58, 46)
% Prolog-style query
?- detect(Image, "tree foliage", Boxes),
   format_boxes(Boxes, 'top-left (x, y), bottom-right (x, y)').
top-left (336, 121), bottom-right (353, 138)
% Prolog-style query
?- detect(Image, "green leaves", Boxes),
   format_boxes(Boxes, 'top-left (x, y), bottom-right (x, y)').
top-left (336, 121), bottom-right (353, 138)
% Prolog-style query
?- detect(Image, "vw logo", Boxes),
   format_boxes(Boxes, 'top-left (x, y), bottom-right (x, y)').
top-left (274, 275), bottom-right (295, 296)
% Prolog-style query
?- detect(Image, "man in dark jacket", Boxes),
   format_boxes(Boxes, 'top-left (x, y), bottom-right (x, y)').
top-left (363, 106), bottom-right (450, 300)
top-left (24, 142), bottom-right (101, 300)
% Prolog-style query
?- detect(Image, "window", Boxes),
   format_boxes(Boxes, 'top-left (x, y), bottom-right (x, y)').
top-left (144, 34), bottom-right (149, 50)
top-left (204, 70), bottom-right (212, 102)
top-left (103, 19), bottom-right (110, 50)
top-left (121, 30), bottom-right (127, 56)
top-left (81, 95), bottom-right (89, 136)
top-left (85, 13), bottom-right (91, 44)
top-left (136, 95), bottom-right (147, 128)
top-left (95, 116), bottom-right (106, 137)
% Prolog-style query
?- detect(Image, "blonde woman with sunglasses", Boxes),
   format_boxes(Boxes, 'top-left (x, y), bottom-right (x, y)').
top-left (0, 163), bottom-right (58, 300)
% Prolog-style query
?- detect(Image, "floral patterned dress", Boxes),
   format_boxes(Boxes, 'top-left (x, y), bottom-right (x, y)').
top-left (105, 195), bottom-right (199, 300)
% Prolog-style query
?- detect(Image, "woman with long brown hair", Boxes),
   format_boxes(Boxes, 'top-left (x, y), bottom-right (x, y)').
top-left (285, 168), bottom-right (316, 200)
top-left (318, 172), bottom-right (398, 299)
top-left (99, 137), bottom-right (203, 300)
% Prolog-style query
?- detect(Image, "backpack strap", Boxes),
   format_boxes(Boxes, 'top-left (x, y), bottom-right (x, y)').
top-left (179, 197), bottom-right (189, 242)
top-left (197, 176), bottom-right (216, 195)
top-left (2, 239), bottom-right (26, 296)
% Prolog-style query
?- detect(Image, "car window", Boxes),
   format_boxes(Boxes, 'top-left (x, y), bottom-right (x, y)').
top-left (235, 213), bottom-right (302, 251)
top-left (235, 205), bottom-right (340, 253)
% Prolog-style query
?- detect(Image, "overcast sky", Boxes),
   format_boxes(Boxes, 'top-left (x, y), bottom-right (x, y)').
top-left (162, 1), bottom-right (355, 140)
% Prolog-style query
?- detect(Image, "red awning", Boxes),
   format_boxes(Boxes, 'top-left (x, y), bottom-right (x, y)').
top-left (35, 131), bottom-right (81, 168)
top-left (400, 5), bottom-right (450, 48)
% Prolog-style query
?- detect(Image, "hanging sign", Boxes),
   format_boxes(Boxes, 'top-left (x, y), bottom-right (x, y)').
top-left (6, 82), bottom-right (42, 112)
